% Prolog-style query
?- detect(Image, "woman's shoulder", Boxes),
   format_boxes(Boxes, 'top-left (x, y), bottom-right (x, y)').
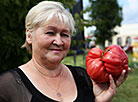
top-left (66, 65), bottom-right (91, 83)
top-left (0, 70), bottom-right (15, 84)
top-left (0, 68), bottom-right (31, 102)
top-left (0, 69), bottom-right (16, 98)
top-left (66, 65), bottom-right (87, 75)
top-left (66, 65), bottom-right (86, 70)
top-left (0, 68), bottom-right (21, 90)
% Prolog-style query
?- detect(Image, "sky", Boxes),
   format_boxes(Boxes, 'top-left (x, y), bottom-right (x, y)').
top-left (83, 0), bottom-right (138, 36)
top-left (118, 0), bottom-right (138, 24)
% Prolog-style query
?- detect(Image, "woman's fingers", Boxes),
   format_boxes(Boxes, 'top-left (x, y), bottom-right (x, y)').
top-left (116, 67), bottom-right (131, 87)
top-left (109, 74), bottom-right (117, 94)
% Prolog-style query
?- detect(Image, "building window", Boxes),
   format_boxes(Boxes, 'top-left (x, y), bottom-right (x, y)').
top-left (117, 37), bottom-right (122, 46)
top-left (126, 36), bottom-right (131, 45)
top-left (108, 40), bottom-right (112, 46)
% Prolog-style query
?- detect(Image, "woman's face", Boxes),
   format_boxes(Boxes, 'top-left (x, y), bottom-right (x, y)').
top-left (28, 17), bottom-right (71, 66)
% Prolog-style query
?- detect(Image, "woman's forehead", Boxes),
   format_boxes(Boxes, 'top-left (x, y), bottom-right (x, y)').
top-left (41, 16), bottom-right (70, 30)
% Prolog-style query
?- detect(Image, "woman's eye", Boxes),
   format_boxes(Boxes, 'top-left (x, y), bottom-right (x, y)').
top-left (45, 32), bottom-right (55, 35)
top-left (61, 33), bottom-right (70, 37)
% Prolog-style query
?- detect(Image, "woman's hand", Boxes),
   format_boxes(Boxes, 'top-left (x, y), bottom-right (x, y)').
top-left (92, 68), bottom-right (130, 102)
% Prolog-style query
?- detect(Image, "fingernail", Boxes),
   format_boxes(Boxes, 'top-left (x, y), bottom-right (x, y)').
top-left (123, 70), bottom-right (126, 73)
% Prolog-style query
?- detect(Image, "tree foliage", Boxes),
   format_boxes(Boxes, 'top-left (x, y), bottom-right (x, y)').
top-left (0, 0), bottom-right (76, 72)
top-left (88, 0), bottom-right (122, 47)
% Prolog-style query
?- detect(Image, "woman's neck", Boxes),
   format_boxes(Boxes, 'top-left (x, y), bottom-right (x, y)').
top-left (30, 58), bottom-right (63, 78)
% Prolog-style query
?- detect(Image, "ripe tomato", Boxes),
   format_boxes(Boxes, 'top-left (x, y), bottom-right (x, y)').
top-left (86, 45), bottom-right (128, 83)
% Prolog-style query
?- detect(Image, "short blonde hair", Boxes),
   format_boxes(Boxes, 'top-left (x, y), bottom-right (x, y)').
top-left (22, 1), bottom-right (75, 53)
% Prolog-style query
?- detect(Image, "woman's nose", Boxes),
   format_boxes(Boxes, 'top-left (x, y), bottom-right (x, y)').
top-left (53, 34), bottom-right (63, 46)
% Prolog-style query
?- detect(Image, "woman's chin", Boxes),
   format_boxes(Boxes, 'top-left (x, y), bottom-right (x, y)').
top-left (42, 53), bottom-right (66, 65)
top-left (49, 56), bottom-right (64, 64)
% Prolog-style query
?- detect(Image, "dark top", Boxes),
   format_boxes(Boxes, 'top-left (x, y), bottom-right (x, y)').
top-left (0, 65), bottom-right (95, 102)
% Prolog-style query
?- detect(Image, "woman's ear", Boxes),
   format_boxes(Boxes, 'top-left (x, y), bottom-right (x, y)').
top-left (26, 29), bottom-right (32, 44)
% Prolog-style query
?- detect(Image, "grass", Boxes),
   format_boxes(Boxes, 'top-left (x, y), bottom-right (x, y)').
top-left (62, 52), bottom-right (138, 102)
top-left (62, 54), bottom-right (85, 67)
top-left (112, 69), bottom-right (138, 102)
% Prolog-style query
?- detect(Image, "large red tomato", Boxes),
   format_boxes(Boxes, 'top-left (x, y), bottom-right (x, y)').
top-left (86, 45), bottom-right (128, 83)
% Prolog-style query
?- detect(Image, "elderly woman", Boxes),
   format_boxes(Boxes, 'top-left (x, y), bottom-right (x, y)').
top-left (0, 1), bottom-right (130, 102)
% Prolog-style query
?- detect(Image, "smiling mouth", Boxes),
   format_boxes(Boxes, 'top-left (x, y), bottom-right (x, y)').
top-left (50, 49), bottom-right (63, 53)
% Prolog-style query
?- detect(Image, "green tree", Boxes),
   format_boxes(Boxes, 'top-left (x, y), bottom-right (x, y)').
top-left (0, 0), bottom-right (76, 72)
top-left (88, 0), bottom-right (122, 47)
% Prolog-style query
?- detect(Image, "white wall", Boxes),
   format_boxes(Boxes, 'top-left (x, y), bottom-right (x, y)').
top-left (105, 24), bottom-right (138, 47)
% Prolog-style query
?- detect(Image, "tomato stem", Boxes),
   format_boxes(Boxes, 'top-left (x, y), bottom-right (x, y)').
top-left (101, 49), bottom-right (110, 58)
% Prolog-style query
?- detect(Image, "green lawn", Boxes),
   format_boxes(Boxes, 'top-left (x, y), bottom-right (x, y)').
top-left (62, 53), bottom-right (138, 102)
top-left (112, 68), bottom-right (138, 102)
top-left (62, 54), bottom-right (85, 67)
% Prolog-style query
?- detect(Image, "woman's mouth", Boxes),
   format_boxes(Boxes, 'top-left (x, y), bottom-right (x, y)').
top-left (51, 49), bottom-right (63, 53)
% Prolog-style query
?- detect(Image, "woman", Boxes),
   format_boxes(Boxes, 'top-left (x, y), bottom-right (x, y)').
top-left (0, 1), bottom-right (130, 102)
